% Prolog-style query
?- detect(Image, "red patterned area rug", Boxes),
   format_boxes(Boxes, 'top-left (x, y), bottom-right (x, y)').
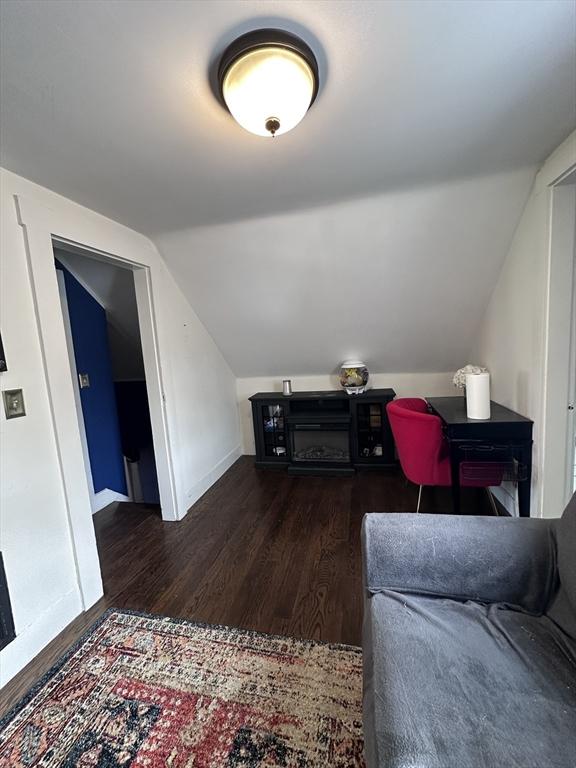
top-left (0, 609), bottom-right (365, 767)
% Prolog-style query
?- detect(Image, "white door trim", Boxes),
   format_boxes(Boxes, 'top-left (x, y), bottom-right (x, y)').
top-left (566, 217), bottom-right (576, 500)
top-left (541, 175), bottom-right (576, 515)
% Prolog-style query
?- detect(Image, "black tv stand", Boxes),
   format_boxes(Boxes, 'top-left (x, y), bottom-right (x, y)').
top-left (249, 389), bottom-right (396, 475)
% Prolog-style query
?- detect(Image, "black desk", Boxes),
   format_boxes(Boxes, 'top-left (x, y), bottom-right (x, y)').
top-left (427, 397), bottom-right (533, 517)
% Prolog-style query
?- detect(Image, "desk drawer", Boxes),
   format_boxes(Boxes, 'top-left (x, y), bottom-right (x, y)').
top-left (458, 444), bottom-right (529, 482)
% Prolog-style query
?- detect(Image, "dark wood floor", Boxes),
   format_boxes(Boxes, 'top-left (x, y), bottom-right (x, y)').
top-left (1, 457), bottom-right (493, 714)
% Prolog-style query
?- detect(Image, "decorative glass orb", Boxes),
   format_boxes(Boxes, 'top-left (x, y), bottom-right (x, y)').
top-left (339, 361), bottom-right (369, 395)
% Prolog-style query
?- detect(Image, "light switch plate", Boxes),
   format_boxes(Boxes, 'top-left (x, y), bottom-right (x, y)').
top-left (3, 389), bottom-right (26, 419)
top-left (78, 373), bottom-right (90, 389)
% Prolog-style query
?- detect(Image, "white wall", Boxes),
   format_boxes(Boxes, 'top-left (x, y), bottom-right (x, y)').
top-left (157, 168), bottom-right (535, 378)
top-left (471, 131), bottom-right (576, 518)
top-left (0, 168), bottom-right (241, 685)
top-left (237, 372), bottom-right (456, 454)
top-left (0, 180), bottom-right (83, 687)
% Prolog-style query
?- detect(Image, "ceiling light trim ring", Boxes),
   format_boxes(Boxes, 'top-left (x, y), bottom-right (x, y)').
top-left (218, 29), bottom-right (320, 107)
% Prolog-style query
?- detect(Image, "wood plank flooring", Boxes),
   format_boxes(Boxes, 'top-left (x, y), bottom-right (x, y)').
top-left (1, 457), bottom-right (492, 715)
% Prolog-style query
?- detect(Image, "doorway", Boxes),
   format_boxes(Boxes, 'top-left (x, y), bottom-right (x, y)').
top-left (54, 244), bottom-right (160, 514)
top-left (14, 194), bottom-right (178, 610)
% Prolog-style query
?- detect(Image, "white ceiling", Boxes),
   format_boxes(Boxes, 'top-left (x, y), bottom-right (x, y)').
top-left (1, 0), bottom-right (574, 235)
top-left (2, 1), bottom-right (574, 378)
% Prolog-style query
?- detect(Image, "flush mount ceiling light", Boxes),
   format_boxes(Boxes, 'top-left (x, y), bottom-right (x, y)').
top-left (218, 29), bottom-right (319, 138)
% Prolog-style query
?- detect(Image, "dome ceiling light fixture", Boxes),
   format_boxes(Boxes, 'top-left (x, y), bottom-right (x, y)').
top-left (218, 28), bottom-right (319, 138)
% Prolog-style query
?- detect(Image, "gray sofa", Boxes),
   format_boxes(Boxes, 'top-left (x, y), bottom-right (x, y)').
top-left (361, 495), bottom-right (576, 768)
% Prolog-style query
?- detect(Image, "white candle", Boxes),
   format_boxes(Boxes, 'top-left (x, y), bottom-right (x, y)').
top-left (466, 372), bottom-right (491, 419)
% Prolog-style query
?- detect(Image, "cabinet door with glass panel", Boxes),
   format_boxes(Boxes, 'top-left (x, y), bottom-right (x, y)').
top-left (352, 400), bottom-right (395, 465)
top-left (257, 402), bottom-right (288, 461)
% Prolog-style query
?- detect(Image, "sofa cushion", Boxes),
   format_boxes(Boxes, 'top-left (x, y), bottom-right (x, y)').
top-left (363, 590), bottom-right (576, 768)
top-left (362, 513), bottom-right (556, 612)
top-left (548, 493), bottom-right (576, 639)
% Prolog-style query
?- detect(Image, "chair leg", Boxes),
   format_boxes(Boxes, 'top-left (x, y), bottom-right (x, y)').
top-left (416, 484), bottom-right (423, 514)
top-left (486, 487), bottom-right (498, 515)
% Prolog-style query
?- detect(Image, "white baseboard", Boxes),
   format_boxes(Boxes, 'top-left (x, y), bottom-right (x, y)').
top-left (91, 488), bottom-right (131, 514)
top-left (0, 587), bottom-right (83, 687)
top-left (183, 445), bottom-right (242, 518)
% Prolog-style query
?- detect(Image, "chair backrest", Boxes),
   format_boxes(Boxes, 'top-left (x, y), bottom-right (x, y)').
top-left (386, 398), bottom-right (448, 486)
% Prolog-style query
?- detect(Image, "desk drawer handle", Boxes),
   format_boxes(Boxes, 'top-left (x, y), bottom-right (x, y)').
top-left (458, 444), bottom-right (507, 452)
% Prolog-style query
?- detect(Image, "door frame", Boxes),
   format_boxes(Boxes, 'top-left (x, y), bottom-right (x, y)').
top-left (567, 256), bottom-right (576, 499)
top-left (541, 167), bottom-right (576, 515)
top-left (15, 194), bottom-right (178, 608)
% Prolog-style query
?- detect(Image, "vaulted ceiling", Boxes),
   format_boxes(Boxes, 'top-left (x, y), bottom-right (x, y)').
top-left (1, 1), bottom-right (575, 375)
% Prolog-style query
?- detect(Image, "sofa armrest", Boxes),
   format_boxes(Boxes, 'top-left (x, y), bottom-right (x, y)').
top-left (362, 513), bottom-right (556, 612)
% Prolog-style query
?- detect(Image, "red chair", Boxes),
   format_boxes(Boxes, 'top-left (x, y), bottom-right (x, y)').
top-left (386, 398), bottom-right (502, 512)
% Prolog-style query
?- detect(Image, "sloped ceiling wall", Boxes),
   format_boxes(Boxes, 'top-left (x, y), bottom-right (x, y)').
top-left (157, 167), bottom-right (535, 377)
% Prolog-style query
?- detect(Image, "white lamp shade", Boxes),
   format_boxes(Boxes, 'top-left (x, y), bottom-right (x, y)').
top-left (222, 46), bottom-right (316, 137)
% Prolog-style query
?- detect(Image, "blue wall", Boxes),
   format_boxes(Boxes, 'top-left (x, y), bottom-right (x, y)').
top-left (57, 262), bottom-right (127, 495)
